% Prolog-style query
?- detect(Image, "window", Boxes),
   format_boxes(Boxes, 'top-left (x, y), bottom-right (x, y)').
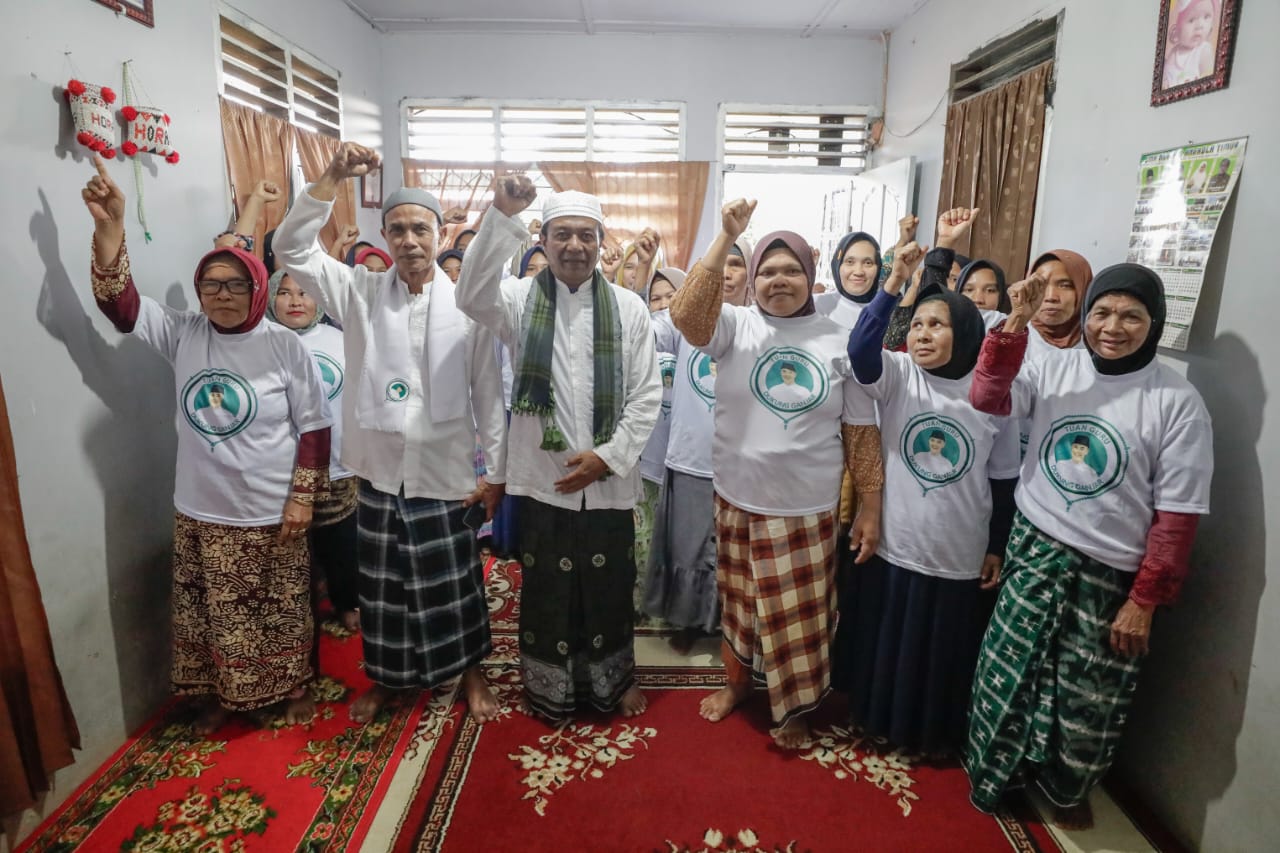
top-left (720, 107), bottom-right (870, 170)
top-left (402, 100), bottom-right (684, 162)
top-left (217, 9), bottom-right (342, 137)
top-left (949, 14), bottom-right (1059, 103)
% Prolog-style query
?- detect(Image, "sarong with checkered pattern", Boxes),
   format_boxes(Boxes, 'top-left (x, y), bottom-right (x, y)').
top-left (356, 481), bottom-right (492, 689)
top-left (714, 494), bottom-right (838, 726)
top-left (964, 512), bottom-right (1142, 812)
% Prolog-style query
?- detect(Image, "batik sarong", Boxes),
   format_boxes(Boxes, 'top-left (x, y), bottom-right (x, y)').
top-left (632, 478), bottom-right (661, 615)
top-left (517, 497), bottom-right (636, 720)
top-left (965, 512), bottom-right (1142, 811)
top-left (357, 481), bottom-right (491, 689)
top-left (714, 494), bottom-right (838, 726)
top-left (171, 512), bottom-right (313, 710)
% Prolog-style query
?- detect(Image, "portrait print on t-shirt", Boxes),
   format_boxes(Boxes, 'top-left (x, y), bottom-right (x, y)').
top-left (659, 352), bottom-right (677, 418)
top-left (750, 346), bottom-right (829, 427)
top-left (1040, 415), bottom-right (1130, 508)
top-left (313, 352), bottom-right (344, 401)
top-left (689, 351), bottom-right (717, 411)
top-left (182, 369), bottom-right (257, 448)
top-left (901, 413), bottom-right (974, 494)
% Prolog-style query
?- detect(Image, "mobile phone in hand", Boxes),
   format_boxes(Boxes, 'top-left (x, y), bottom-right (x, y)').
top-left (462, 501), bottom-right (486, 530)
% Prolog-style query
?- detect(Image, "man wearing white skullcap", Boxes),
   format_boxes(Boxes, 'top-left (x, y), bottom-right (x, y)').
top-left (455, 177), bottom-right (662, 721)
top-left (273, 141), bottom-right (508, 726)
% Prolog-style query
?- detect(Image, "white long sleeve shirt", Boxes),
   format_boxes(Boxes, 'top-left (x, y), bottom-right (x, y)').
top-left (273, 189), bottom-right (507, 501)
top-left (455, 210), bottom-right (661, 511)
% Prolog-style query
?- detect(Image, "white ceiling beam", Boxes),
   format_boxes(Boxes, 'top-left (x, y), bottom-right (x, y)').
top-left (338, 0), bottom-right (386, 33)
top-left (372, 17), bottom-right (882, 38)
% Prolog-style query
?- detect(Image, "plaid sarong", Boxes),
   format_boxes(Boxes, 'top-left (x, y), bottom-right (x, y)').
top-left (356, 481), bottom-right (492, 689)
top-left (965, 512), bottom-right (1142, 811)
top-left (714, 494), bottom-right (838, 726)
top-left (512, 267), bottom-right (623, 450)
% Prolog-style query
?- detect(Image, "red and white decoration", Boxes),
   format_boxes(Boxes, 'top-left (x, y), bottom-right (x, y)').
top-left (120, 105), bottom-right (179, 164)
top-left (63, 79), bottom-right (118, 159)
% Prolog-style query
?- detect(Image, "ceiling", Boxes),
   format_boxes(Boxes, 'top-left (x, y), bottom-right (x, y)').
top-left (340, 0), bottom-right (929, 36)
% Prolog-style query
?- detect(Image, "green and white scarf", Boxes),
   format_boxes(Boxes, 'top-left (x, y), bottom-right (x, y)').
top-left (512, 267), bottom-right (624, 451)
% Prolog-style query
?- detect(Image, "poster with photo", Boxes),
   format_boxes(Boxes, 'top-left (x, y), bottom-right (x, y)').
top-left (1127, 136), bottom-right (1246, 350)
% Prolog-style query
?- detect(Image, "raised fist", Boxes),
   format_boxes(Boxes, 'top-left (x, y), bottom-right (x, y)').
top-left (326, 142), bottom-right (381, 180)
top-left (721, 198), bottom-right (757, 240)
top-left (493, 174), bottom-right (537, 218)
top-left (252, 180), bottom-right (282, 203)
top-left (442, 206), bottom-right (470, 225)
top-left (633, 228), bottom-right (661, 266)
top-left (1007, 271), bottom-right (1049, 323)
top-left (936, 207), bottom-right (979, 245)
top-left (897, 214), bottom-right (919, 248)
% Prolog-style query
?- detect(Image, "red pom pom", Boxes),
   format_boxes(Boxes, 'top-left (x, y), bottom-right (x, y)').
top-left (76, 131), bottom-right (93, 146)
top-left (100, 87), bottom-right (116, 104)
top-left (67, 79), bottom-right (86, 96)
top-left (166, 151), bottom-right (180, 164)
top-left (121, 141), bottom-right (139, 156)
top-left (121, 106), bottom-right (138, 122)
top-left (88, 138), bottom-right (104, 152)
top-left (102, 148), bottom-right (117, 160)
top-left (162, 114), bottom-right (171, 125)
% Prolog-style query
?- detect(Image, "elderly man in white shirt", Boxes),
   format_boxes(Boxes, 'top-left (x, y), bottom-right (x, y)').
top-left (455, 176), bottom-right (661, 721)
top-left (273, 142), bottom-right (508, 725)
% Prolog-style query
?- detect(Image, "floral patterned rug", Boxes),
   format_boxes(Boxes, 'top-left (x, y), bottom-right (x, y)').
top-left (15, 613), bottom-right (428, 853)
top-left (386, 561), bottom-right (1060, 853)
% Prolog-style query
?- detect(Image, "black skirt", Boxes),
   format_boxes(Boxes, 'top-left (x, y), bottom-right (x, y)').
top-left (832, 551), bottom-right (996, 754)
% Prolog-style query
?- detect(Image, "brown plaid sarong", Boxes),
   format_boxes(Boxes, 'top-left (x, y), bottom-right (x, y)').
top-left (714, 494), bottom-right (838, 725)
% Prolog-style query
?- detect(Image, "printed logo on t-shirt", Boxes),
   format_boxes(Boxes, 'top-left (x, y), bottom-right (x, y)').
top-left (314, 352), bottom-right (344, 401)
top-left (749, 347), bottom-right (829, 427)
top-left (659, 352), bottom-right (677, 417)
top-left (181, 369), bottom-right (257, 448)
top-left (689, 351), bottom-right (717, 410)
top-left (1039, 416), bottom-right (1130, 508)
top-left (900, 413), bottom-right (974, 494)
top-left (385, 379), bottom-right (410, 402)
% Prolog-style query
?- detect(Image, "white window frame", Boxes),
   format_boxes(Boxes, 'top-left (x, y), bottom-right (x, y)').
top-left (215, 4), bottom-right (343, 137)
top-left (400, 98), bottom-right (687, 163)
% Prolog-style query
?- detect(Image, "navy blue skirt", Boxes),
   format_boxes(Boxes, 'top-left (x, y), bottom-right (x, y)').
top-left (832, 550), bottom-right (996, 754)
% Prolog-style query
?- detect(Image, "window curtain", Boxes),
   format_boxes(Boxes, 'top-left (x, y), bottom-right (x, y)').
top-left (295, 127), bottom-right (357, 253)
top-left (537, 161), bottom-right (710, 271)
top-left (402, 160), bottom-right (533, 248)
top-left (0, 375), bottom-right (80, 818)
top-left (937, 60), bottom-right (1053, 279)
top-left (218, 97), bottom-right (295, 254)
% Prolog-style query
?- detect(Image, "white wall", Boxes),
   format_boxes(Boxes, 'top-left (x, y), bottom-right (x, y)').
top-left (378, 30), bottom-right (887, 253)
top-left (2, 0), bottom-right (381, 844)
top-left (881, 2), bottom-right (1276, 850)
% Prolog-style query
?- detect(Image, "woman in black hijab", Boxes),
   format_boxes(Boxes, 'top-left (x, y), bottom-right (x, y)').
top-left (834, 243), bottom-right (1020, 756)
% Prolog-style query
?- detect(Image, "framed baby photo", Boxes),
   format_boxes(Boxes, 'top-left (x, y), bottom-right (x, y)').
top-left (1151, 0), bottom-right (1241, 106)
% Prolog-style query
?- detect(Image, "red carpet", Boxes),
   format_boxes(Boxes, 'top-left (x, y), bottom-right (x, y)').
top-left (16, 614), bottom-right (427, 853)
top-left (388, 561), bottom-right (1058, 853)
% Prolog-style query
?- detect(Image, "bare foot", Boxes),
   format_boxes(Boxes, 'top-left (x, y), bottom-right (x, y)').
top-left (192, 702), bottom-right (230, 737)
top-left (620, 685), bottom-right (648, 717)
top-left (340, 609), bottom-right (361, 632)
top-left (699, 682), bottom-right (749, 722)
top-left (668, 628), bottom-right (696, 656)
top-left (350, 684), bottom-right (395, 723)
top-left (462, 668), bottom-right (501, 723)
top-left (284, 692), bottom-right (316, 726)
top-left (1053, 799), bottom-right (1094, 831)
top-left (771, 715), bottom-right (812, 749)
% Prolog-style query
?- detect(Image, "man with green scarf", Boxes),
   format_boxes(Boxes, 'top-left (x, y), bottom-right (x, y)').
top-left (456, 177), bottom-right (662, 721)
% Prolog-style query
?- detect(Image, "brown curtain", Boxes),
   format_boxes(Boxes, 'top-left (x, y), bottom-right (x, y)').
top-left (296, 127), bottom-right (357, 253)
top-left (218, 97), bottom-right (295, 254)
top-left (402, 160), bottom-right (533, 248)
top-left (538, 161), bottom-right (710, 271)
top-left (937, 60), bottom-right (1053, 278)
top-left (0, 376), bottom-right (80, 817)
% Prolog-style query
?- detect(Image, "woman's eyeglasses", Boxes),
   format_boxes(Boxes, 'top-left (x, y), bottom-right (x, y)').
top-left (196, 279), bottom-right (254, 295)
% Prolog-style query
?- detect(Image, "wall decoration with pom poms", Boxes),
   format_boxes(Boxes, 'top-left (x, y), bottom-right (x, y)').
top-left (64, 79), bottom-right (118, 158)
top-left (120, 106), bottom-right (179, 163)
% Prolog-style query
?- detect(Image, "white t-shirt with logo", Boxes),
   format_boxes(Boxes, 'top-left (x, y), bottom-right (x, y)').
top-left (814, 291), bottom-right (867, 332)
top-left (1008, 348), bottom-right (1213, 572)
top-left (132, 297), bottom-right (332, 526)
top-left (653, 311), bottom-right (718, 479)
top-left (299, 323), bottom-right (352, 481)
top-left (702, 306), bottom-right (877, 516)
top-left (861, 351), bottom-right (1021, 580)
top-left (639, 331), bottom-right (678, 483)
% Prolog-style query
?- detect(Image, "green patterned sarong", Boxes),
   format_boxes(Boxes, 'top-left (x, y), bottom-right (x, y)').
top-left (964, 512), bottom-right (1142, 811)
top-left (632, 478), bottom-right (662, 616)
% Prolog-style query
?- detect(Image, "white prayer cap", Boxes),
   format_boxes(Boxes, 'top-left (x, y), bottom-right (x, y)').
top-left (382, 187), bottom-right (443, 223)
top-left (541, 190), bottom-right (604, 227)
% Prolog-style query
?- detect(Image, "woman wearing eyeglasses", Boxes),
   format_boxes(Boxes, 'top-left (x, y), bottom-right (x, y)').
top-left (81, 157), bottom-right (333, 736)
